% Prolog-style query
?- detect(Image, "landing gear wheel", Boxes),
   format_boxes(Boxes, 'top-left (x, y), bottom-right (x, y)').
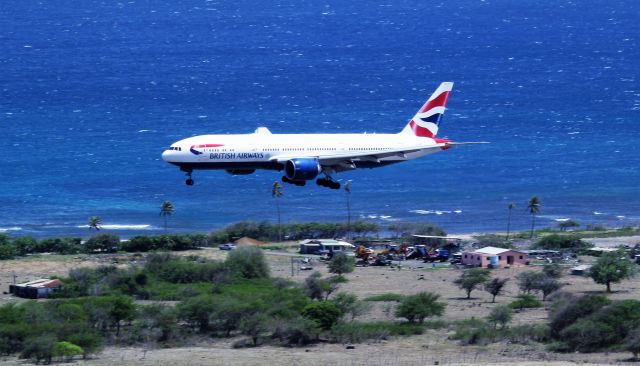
top-left (186, 178), bottom-right (194, 186)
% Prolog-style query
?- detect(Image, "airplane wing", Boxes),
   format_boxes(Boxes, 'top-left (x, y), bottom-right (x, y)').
top-left (270, 145), bottom-right (433, 172)
top-left (270, 141), bottom-right (488, 172)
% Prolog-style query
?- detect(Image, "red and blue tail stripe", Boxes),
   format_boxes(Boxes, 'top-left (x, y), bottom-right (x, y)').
top-left (403, 82), bottom-right (453, 138)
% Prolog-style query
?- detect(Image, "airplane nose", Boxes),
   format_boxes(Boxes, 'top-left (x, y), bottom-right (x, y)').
top-left (161, 150), bottom-right (172, 162)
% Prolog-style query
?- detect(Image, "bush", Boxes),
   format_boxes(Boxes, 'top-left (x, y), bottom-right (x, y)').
top-left (226, 247), bottom-right (270, 279)
top-left (395, 292), bottom-right (445, 324)
top-left (331, 293), bottom-right (371, 321)
top-left (53, 341), bottom-right (83, 361)
top-left (302, 301), bottom-right (342, 331)
top-left (509, 293), bottom-right (542, 310)
top-left (20, 335), bottom-right (56, 364)
top-left (273, 317), bottom-right (320, 346)
top-left (452, 318), bottom-right (494, 345)
top-left (85, 234), bottom-right (121, 253)
top-left (364, 293), bottom-right (404, 302)
top-left (487, 305), bottom-right (512, 330)
top-left (37, 237), bottom-right (83, 254)
top-left (549, 294), bottom-right (610, 335)
top-left (507, 324), bottom-right (550, 344)
top-left (531, 234), bottom-right (592, 251)
top-left (0, 242), bottom-right (16, 260)
top-left (329, 321), bottom-right (424, 343)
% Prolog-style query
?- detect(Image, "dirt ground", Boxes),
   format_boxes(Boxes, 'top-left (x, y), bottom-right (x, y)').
top-left (1, 242), bottom-right (639, 365)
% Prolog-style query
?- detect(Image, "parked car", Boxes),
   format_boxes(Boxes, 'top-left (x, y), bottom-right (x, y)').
top-left (218, 243), bottom-right (236, 251)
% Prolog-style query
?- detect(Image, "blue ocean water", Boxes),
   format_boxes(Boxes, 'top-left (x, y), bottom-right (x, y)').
top-left (1, 0), bottom-right (638, 238)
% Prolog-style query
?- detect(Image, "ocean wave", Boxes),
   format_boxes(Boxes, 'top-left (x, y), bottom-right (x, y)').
top-left (0, 227), bottom-right (22, 232)
top-left (409, 209), bottom-right (462, 215)
top-left (76, 224), bottom-right (155, 230)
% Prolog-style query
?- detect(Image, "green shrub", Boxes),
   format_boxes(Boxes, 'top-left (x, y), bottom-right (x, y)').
top-left (509, 293), bottom-right (543, 310)
top-left (549, 294), bottom-right (610, 334)
top-left (302, 301), bottom-right (342, 330)
top-left (20, 335), bottom-right (56, 364)
top-left (85, 234), bottom-right (121, 253)
top-left (531, 234), bottom-right (592, 251)
top-left (395, 292), bottom-right (445, 324)
top-left (271, 317), bottom-right (320, 346)
top-left (364, 293), bottom-right (405, 302)
top-left (329, 321), bottom-right (425, 343)
top-left (53, 341), bottom-right (83, 361)
top-left (452, 318), bottom-right (494, 345)
top-left (507, 324), bottom-right (550, 344)
top-left (0, 242), bottom-right (17, 260)
top-left (226, 247), bottom-right (270, 279)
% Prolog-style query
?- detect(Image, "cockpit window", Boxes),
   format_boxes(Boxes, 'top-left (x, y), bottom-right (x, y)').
top-left (168, 147), bottom-right (182, 151)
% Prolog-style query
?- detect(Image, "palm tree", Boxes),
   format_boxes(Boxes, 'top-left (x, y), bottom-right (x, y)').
top-left (88, 216), bottom-right (102, 231)
top-left (344, 180), bottom-right (352, 240)
top-left (159, 201), bottom-right (175, 231)
top-left (272, 181), bottom-right (283, 242)
top-left (506, 203), bottom-right (516, 241)
top-left (527, 196), bottom-right (541, 239)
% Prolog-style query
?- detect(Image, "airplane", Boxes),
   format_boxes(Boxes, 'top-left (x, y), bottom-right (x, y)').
top-left (161, 82), bottom-right (486, 189)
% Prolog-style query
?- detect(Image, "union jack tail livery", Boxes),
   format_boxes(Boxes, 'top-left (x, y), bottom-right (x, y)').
top-left (401, 82), bottom-right (453, 138)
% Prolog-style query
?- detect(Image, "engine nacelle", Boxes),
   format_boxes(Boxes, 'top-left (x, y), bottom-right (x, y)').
top-left (225, 169), bottom-right (256, 175)
top-left (285, 158), bottom-right (321, 181)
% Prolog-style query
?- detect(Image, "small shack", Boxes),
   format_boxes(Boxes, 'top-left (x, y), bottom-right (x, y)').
top-left (461, 246), bottom-right (529, 268)
top-left (570, 264), bottom-right (592, 276)
top-left (299, 239), bottom-right (355, 255)
top-left (9, 279), bottom-right (61, 299)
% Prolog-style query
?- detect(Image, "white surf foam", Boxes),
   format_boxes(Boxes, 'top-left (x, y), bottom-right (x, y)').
top-left (0, 227), bottom-right (22, 232)
top-left (76, 224), bottom-right (154, 230)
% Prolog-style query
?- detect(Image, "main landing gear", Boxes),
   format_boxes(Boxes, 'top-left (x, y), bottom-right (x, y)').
top-left (282, 176), bottom-right (306, 186)
top-left (316, 177), bottom-right (340, 190)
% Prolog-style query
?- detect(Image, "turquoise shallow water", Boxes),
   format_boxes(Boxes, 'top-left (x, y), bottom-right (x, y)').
top-left (1, 0), bottom-right (638, 238)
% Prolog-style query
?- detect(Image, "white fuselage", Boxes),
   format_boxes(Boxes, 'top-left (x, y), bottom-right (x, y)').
top-left (161, 130), bottom-right (445, 173)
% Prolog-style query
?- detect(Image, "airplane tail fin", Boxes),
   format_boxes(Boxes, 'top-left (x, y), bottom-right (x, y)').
top-left (400, 82), bottom-right (453, 137)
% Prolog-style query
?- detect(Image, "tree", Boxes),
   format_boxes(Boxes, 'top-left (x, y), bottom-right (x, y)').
top-left (240, 313), bottom-right (270, 346)
top-left (516, 271), bottom-right (544, 294)
top-left (327, 252), bottom-right (355, 278)
top-left (589, 249), bottom-right (634, 292)
top-left (271, 182), bottom-right (283, 241)
top-left (395, 292), bottom-right (445, 324)
top-left (88, 216), bottom-right (102, 231)
top-left (344, 180), bottom-right (352, 240)
top-left (527, 196), bottom-right (541, 238)
top-left (558, 219), bottom-right (579, 231)
top-left (303, 272), bottom-right (341, 301)
top-left (487, 305), bottom-right (512, 330)
top-left (159, 201), bottom-right (175, 231)
top-left (0, 236), bottom-right (16, 260)
top-left (506, 203), bottom-right (516, 241)
top-left (542, 263), bottom-right (563, 278)
top-left (484, 278), bottom-right (509, 303)
top-left (454, 268), bottom-right (491, 299)
top-left (331, 292), bottom-right (370, 321)
top-left (538, 276), bottom-right (563, 301)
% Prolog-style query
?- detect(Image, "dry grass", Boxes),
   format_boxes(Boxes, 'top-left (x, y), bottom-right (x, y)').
top-left (1, 242), bottom-right (639, 365)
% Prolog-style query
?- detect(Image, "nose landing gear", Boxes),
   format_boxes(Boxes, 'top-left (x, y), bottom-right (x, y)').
top-left (182, 168), bottom-right (194, 186)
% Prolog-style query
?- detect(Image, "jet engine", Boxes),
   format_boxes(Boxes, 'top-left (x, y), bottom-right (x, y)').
top-left (285, 158), bottom-right (321, 181)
